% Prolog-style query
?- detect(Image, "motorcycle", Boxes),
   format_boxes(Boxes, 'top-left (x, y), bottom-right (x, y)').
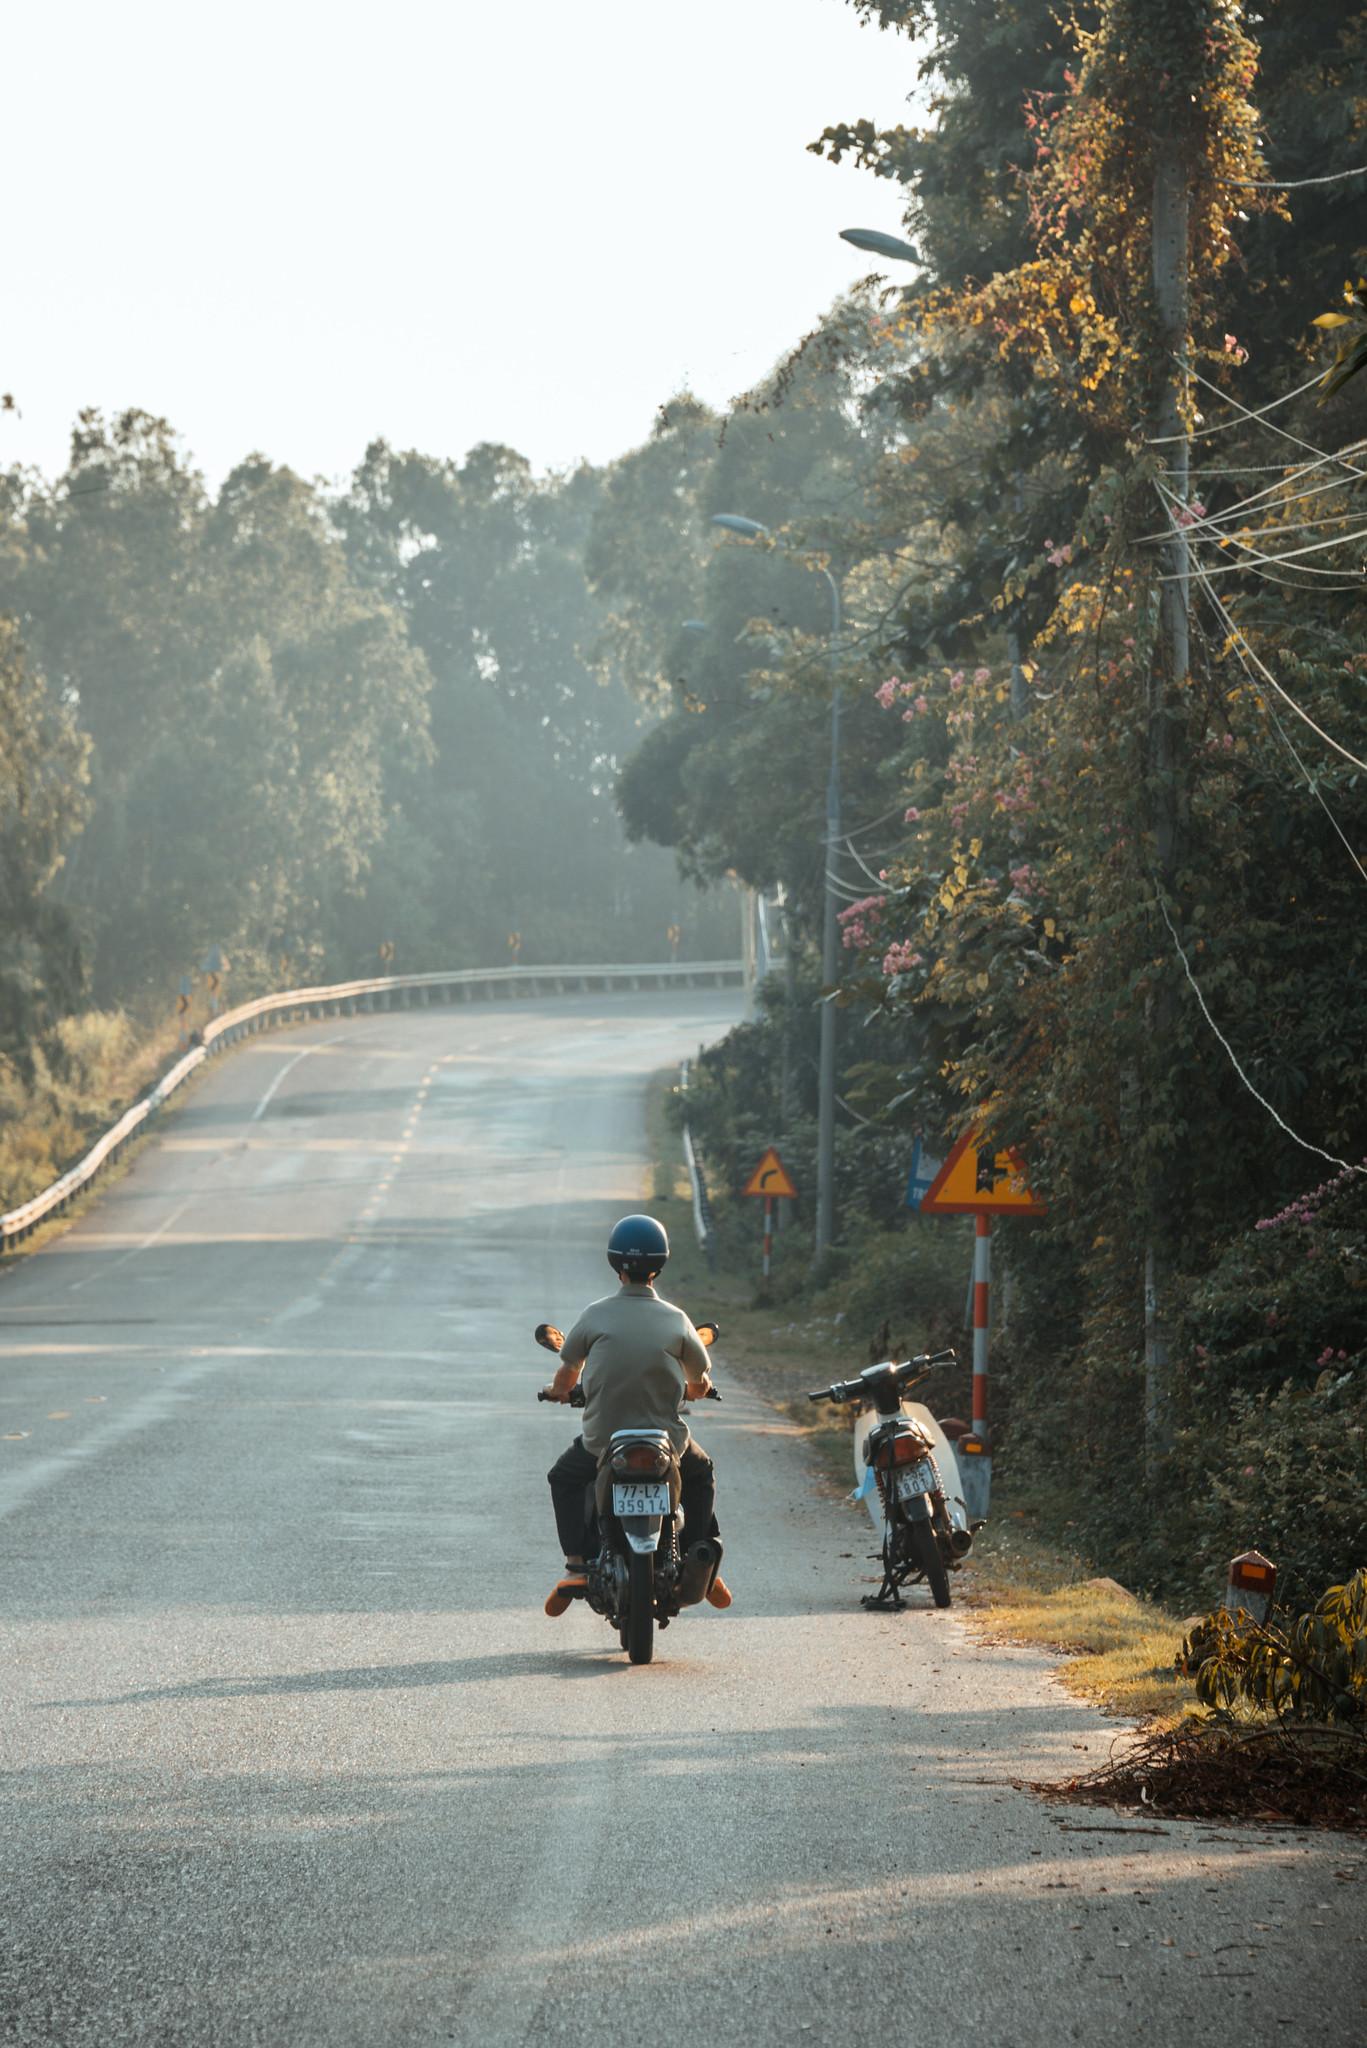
top-left (808, 1349), bottom-right (981, 1610)
top-left (535, 1319), bottom-right (724, 1665)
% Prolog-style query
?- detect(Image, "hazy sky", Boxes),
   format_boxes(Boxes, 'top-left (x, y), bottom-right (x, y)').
top-left (7, 0), bottom-right (921, 490)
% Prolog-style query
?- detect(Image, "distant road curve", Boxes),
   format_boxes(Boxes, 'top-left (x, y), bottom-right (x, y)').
top-left (1, 958), bottom-right (744, 1247)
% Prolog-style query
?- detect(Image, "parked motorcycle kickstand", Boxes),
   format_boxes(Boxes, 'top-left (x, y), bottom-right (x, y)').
top-left (860, 1545), bottom-right (920, 1611)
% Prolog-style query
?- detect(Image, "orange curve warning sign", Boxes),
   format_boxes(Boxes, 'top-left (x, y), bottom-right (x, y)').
top-left (918, 1129), bottom-right (1045, 1216)
top-left (741, 1147), bottom-right (798, 1199)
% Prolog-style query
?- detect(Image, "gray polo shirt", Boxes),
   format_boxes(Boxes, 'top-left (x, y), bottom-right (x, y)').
top-left (560, 1282), bottom-right (711, 1457)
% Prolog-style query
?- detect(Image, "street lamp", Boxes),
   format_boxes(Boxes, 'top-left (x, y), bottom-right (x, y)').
top-left (840, 227), bottom-right (921, 265)
top-left (844, 227), bottom-right (1030, 722)
top-left (711, 512), bottom-right (843, 1261)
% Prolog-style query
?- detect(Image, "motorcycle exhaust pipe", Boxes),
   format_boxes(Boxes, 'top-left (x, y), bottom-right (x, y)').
top-left (676, 1539), bottom-right (723, 1607)
top-left (948, 1525), bottom-right (975, 1558)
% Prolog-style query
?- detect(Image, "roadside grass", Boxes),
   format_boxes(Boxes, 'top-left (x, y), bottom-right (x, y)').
top-left (964, 1521), bottom-right (1199, 1724)
top-left (646, 1068), bottom-right (1198, 1727)
top-left (0, 1008), bottom-right (187, 1216)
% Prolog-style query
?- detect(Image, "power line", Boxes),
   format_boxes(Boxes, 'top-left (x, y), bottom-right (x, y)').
top-left (1152, 883), bottom-right (1365, 1175)
top-left (1190, 558), bottom-right (1367, 890)
top-left (1223, 163), bottom-right (1367, 190)
top-left (1146, 366), bottom-right (1329, 446)
top-left (1152, 474), bottom-right (1367, 577)
top-left (1159, 520), bottom-right (1367, 579)
top-left (1139, 500), bottom-right (1361, 549)
top-left (1180, 365), bottom-right (1367, 477)
top-left (1165, 443), bottom-right (1367, 534)
top-left (1178, 534), bottom-right (1367, 772)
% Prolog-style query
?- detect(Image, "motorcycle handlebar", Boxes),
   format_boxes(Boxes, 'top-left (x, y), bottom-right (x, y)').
top-left (537, 1384), bottom-right (587, 1407)
top-left (537, 1383), bottom-right (719, 1406)
top-left (806, 1347), bottom-right (957, 1404)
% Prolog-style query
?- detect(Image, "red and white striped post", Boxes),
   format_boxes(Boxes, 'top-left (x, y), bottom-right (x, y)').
top-left (972, 1213), bottom-right (991, 1445)
top-left (762, 1195), bottom-right (774, 1280)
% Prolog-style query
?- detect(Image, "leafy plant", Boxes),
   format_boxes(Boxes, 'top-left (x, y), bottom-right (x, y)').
top-left (1313, 277), bottom-right (1367, 399)
top-left (1185, 1567), bottom-right (1367, 1723)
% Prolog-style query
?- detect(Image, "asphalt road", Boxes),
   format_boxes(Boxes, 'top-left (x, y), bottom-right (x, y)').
top-left (1, 989), bottom-right (1363, 2047)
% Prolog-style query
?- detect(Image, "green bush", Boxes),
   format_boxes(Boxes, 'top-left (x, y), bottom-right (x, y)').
top-left (1181, 1370), bottom-right (1367, 1607)
top-left (1186, 1566), bottom-right (1367, 1723)
top-left (814, 1210), bottom-right (972, 1363)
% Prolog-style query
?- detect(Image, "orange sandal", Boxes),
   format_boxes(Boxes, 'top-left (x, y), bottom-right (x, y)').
top-left (544, 1572), bottom-right (588, 1617)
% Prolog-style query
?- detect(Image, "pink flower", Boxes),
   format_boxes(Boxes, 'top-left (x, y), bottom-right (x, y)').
top-left (949, 672), bottom-right (965, 693)
top-left (914, 694), bottom-right (928, 715)
top-left (904, 806), bottom-right (920, 823)
top-left (972, 667), bottom-right (991, 686)
top-left (882, 940), bottom-right (924, 977)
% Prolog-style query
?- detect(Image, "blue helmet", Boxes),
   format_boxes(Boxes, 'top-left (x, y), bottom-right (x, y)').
top-left (607, 1213), bottom-right (669, 1282)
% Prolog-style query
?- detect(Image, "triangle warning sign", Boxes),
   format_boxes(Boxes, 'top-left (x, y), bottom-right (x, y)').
top-left (741, 1147), bottom-right (798, 1199)
top-left (918, 1128), bottom-right (1045, 1216)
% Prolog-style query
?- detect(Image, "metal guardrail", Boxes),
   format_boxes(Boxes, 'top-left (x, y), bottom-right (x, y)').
top-left (1, 959), bottom-right (743, 1250)
top-left (678, 1060), bottom-right (718, 1273)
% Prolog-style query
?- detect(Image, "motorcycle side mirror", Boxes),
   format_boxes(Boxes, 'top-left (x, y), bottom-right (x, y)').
top-left (534, 1323), bottom-right (565, 1354)
top-left (695, 1320), bottom-right (719, 1348)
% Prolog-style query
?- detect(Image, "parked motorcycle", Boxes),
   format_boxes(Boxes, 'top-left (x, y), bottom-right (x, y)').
top-left (808, 1350), bottom-right (980, 1610)
top-left (535, 1319), bottom-right (724, 1665)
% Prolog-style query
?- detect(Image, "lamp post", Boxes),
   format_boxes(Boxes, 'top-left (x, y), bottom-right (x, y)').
top-left (839, 227), bottom-right (921, 265)
top-left (711, 513), bottom-right (843, 1260)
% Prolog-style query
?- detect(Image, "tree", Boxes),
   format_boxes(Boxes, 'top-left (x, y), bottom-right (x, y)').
top-left (0, 619), bottom-right (89, 1074)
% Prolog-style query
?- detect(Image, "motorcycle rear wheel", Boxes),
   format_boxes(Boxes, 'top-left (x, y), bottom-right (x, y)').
top-left (625, 1551), bottom-right (655, 1664)
top-left (909, 1517), bottom-right (952, 1608)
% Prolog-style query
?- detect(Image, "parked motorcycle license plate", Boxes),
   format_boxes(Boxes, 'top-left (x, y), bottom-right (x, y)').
top-left (896, 1466), bottom-right (935, 1501)
top-left (612, 1481), bottom-right (670, 1516)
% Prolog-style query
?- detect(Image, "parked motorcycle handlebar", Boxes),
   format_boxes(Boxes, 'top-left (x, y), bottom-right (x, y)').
top-left (806, 1347), bottom-right (957, 1405)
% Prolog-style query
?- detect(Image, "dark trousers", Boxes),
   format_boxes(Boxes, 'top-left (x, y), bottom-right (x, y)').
top-left (548, 1435), bottom-right (717, 1561)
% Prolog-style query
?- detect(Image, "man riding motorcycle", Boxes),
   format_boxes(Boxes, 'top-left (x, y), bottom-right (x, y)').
top-left (540, 1213), bottom-right (732, 1617)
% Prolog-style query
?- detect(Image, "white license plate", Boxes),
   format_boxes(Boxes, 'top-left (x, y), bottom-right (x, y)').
top-left (613, 1481), bottom-right (670, 1516)
top-left (896, 1465), bottom-right (935, 1501)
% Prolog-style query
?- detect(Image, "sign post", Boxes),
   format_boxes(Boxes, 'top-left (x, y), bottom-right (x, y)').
top-left (201, 946), bottom-right (227, 1018)
top-left (741, 1147), bottom-right (798, 1281)
top-left (973, 1213), bottom-right (991, 1443)
top-left (917, 1126), bottom-right (1044, 1506)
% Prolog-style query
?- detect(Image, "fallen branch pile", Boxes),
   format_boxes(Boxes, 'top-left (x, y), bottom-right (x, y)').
top-left (1037, 1721), bottom-right (1367, 1834)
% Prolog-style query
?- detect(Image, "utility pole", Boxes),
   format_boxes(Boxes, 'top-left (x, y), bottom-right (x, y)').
top-left (1145, 146), bottom-right (1192, 1471)
top-left (708, 513), bottom-right (843, 1261)
top-left (814, 574), bottom-right (843, 1262)
top-left (1008, 472), bottom-right (1030, 722)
